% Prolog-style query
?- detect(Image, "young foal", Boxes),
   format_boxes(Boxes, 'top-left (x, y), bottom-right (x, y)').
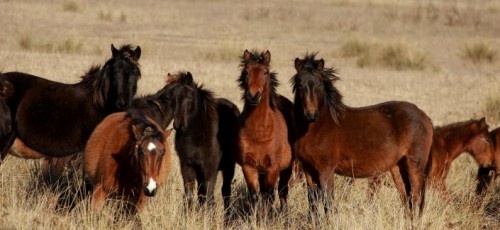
top-left (167, 72), bottom-right (240, 216)
top-left (84, 111), bottom-right (172, 215)
top-left (292, 53), bottom-right (433, 218)
top-left (238, 50), bottom-right (293, 211)
top-left (368, 118), bottom-right (495, 197)
top-left (477, 126), bottom-right (500, 196)
top-left (1, 44), bottom-right (142, 163)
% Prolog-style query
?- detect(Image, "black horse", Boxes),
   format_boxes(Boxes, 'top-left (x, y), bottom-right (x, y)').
top-left (0, 44), bottom-right (142, 163)
top-left (167, 71), bottom-right (240, 218)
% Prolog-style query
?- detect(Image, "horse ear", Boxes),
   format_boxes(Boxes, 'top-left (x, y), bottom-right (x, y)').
top-left (262, 50), bottom-right (271, 64)
top-left (131, 123), bottom-right (142, 140)
top-left (184, 72), bottom-right (194, 85)
top-left (479, 117), bottom-right (488, 130)
top-left (316, 59), bottom-right (324, 70)
top-left (111, 44), bottom-right (119, 57)
top-left (134, 46), bottom-right (141, 60)
top-left (243, 50), bottom-right (252, 62)
top-left (167, 73), bottom-right (174, 83)
top-left (294, 58), bottom-right (303, 71)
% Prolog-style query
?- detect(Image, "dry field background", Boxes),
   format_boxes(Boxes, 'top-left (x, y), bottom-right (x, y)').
top-left (0, 0), bottom-right (500, 229)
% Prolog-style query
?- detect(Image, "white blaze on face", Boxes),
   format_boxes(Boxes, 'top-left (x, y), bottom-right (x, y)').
top-left (147, 142), bottom-right (156, 151)
top-left (146, 177), bottom-right (157, 193)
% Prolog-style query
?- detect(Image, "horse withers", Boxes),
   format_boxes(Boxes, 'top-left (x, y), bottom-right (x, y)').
top-left (291, 53), bottom-right (433, 219)
top-left (84, 111), bottom-right (172, 216)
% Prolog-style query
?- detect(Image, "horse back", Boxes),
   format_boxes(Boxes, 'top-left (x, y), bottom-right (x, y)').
top-left (84, 112), bottom-right (131, 185)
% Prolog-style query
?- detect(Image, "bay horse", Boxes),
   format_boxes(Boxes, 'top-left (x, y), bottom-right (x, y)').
top-left (84, 111), bottom-right (172, 215)
top-left (291, 53), bottom-right (433, 218)
top-left (1, 44), bottom-right (142, 163)
top-left (368, 118), bottom-right (495, 197)
top-left (166, 71), bottom-right (240, 218)
top-left (476, 126), bottom-right (500, 196)
top-left (238, 50), bottom-right (293, 212)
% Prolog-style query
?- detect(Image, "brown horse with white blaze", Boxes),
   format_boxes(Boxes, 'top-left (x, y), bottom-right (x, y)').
top-left (292, 53), bottom-right (433, 219)
top-left (238, 50), bottom-right (293, 212)
top-left (84, 111), bottom-right (172, 215)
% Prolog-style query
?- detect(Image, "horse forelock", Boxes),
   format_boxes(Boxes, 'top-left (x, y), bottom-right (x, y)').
top-left (237, 50), bottom-right (279, 109)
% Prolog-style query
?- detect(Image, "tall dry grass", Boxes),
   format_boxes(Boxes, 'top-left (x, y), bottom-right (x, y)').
top-left (0, 0), bottom-right (499, 229)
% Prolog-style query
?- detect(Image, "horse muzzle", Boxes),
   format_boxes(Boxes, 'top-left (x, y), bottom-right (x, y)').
top-left (305, 111), bottom-right (319, 122)
top-left (144, 178), bottom-right (157, 197)
top-left (246, 92), bottom-right (262, 106)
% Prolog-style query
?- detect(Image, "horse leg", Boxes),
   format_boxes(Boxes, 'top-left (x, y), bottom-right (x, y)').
top-left (242, 165), bottom-right (260, 211)
top-left (305, 170), bottom-right (320, 222)
top-left (405, 155), bottom-right (427, 217)
top-left (368, 174), bottom-right (385, 201)
top-left (221, 161), bottom-right (235, 220)
top-left (319, 170), bottom-right (335, 215)
top-left (395, 158), bottom-right (413, 217)
top-left (180, 164), bottom-right (197, 210)
top-left (201, 167), bottom-right (217, 207)
top-left (278, 164), bottom-right (293, 212)
top-left (91, 185), bottom-right (107, 211)
top-left (263, 169), bottom-right (280, 215)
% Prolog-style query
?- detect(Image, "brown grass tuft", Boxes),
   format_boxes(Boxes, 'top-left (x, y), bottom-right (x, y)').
top-left (63, 1), bottom-right (79, 12)
top-left (462, 43), bottom-right (497, 64)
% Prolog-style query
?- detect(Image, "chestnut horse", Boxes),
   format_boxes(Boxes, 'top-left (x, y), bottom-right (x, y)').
top-left (477, 126), bottom-right (500, 196)
top-left (291, 53), bottom-right (433, 218)
top-left (1, 44), bottom-right (142, 164)
top-left (84, 111), bottom-right (172, 215)
top-left (369, 118), bottom-right (495, 197)
top-left (166, 72), bottom-right (240, 218)
top-left (238, 50), bottom-right (293, 212)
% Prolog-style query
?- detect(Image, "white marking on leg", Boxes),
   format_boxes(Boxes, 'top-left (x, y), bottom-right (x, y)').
top-left (147, 142), bottom-right (156, 151)
top-left (146, 178), bottom-right (157, 193)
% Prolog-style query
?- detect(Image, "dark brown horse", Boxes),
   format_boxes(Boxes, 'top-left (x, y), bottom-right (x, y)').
top-left (477, 126), bottom-right (500, 196)
top-left (1, 44), bottom-right (142, 164)
top-left (291, 53), bottom-right (433, 218)
top-left (84, 111), bottom-right (172, 215)
top-left (238, 50), bottom-right (293, 212)
top-left (368, 118), bottom-right (495, 197)
top-left (167, 72), bottom-right (240, 218)
top-left (0, 76), bottom-right (14, 153)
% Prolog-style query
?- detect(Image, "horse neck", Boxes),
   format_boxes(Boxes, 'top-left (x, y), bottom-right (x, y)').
top-left (440, 125), bottom-right (476, 160)
top-left (185, 93), bottom-right (215, 131)
top-left (307, 101), bottom-right (339, 132)
top-left (77, 65), bottom-right (110, 115)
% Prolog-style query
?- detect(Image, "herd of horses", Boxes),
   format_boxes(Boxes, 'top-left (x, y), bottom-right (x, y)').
top-left (0, 44), bottom-right (499, 223)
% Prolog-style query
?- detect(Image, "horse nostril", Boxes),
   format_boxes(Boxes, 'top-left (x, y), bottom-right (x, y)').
top-left (116, 101), bottom-right (126, 109)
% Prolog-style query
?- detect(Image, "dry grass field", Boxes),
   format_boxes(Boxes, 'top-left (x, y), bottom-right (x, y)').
top-left (1, 0), bottom-right (500, 229)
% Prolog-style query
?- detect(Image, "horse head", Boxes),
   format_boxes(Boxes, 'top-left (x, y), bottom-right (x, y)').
top-left (238, 50), bottom-right (278, 107)
top-left (131, 117), bottom-right (171, 197)
top-left (104, 44), bottom-right (142, 112)
top-left (467, 118), bottom-right (495, 169)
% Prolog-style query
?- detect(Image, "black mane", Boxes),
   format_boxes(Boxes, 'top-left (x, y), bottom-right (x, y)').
top-left (237, 50), bottom-right (279, 109)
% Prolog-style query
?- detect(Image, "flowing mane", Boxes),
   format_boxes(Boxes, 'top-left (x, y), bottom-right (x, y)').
top-left (237, 50), bottom-right (279, 108)
top-left (292, 52), bottom-right (346, 124)
top-left (435, 119), bottom-right (489, 140)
